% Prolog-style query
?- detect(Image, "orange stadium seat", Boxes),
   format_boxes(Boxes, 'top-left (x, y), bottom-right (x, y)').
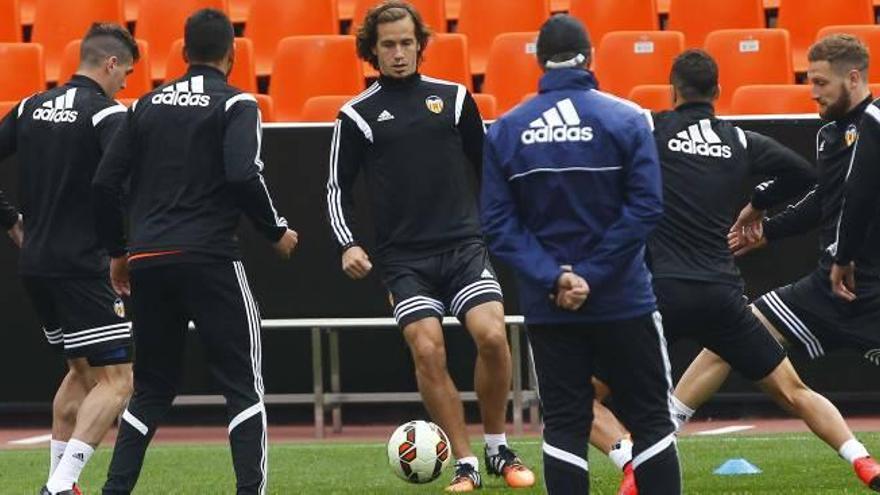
top-left (569, 0), bottom-right (658, 50)
top-left (0, 0), bottom-right (21, 42)
top-left (870, 83), bottom-right (880, 96)
top-left (255, 93), bottom-right (274, 122)
top-left (124, 0), bottom-right (137, 22)
top-left (0, 43), bottom-right (44, 100)
top-left (246, 0), bottom-right (339, 78)
top-left (482, 32), bottom-right (543, 115)
top-left (446, 0), bottom-right (460, 20)
top-left (0, 100), bottom-right (17, 117)
top-left (31, 0), bottom-right (124, 82)
top-left (472, 93), bottom-right (497, 119)
top-left (704, 29), bottom-right (794, 114)
top-left (351, 0), bottom-right (446, 33)
top-left (816, 25), bottom-right (880, 83)
top-left (229, 0), bottom-right (252, 23)
top-left (339, 0), bottom-right (355, 20)
top-left (420, 33), bottom-right (471, 90)
top-left (456, 0), bottom-right (549, 75)
top-left (777, 0), bottom-right (874, 73)
top-left (165, 37), bottom-right (257, 92)
top-left (730, 84), bottom-right (817, 115)
top-left (628, 84), bottom-right (674, 112)
top-left (58, 39), bottom-right (152, 100)
top-left (763, 0), bottom-right (779, 7)
top-left (269, 36), bottom-right (364, 121)
top-left (667, 0), bottom-right (765, 49)
top-left (19, 0), bottom-right (33, 25)
top-left (593, 31), bottom-right (685, 99)
top-left (550, 0), bottom-right (569, 11)
top-left (137, 0), bottom-right (229, 82)
top-left (300, 95), bottom-right (354, 122)
top-left (656, 0), bottom-right (669, 13)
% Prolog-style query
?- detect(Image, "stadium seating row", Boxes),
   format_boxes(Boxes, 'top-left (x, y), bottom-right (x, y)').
top-left (3, 23), bottom-right (878, 119)
top-left (1, 0), bottom-right (879, 82)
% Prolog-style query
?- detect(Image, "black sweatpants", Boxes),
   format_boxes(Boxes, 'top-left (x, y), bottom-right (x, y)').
top-left (528, 312), bottom-right (681, 494)
top-left (103, 261), bottom-right (267, 495)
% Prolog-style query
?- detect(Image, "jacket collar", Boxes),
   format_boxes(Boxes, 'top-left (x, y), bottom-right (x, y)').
top-left (185, 64), bottom-right (228, 81)
top-left (67, 75), bottom-right (106, 96)
top-left (378, 72), bottom-right (421, 90)
top-left (673, 101), bottom-right (715, 118)
top-left (834, 95), bottom-right (872, 127)
top-left (538, 68), bottom-right (598, 93)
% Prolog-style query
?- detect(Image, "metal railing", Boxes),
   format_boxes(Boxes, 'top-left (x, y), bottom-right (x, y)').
top-left (176, 317), bottom-right (540, 438)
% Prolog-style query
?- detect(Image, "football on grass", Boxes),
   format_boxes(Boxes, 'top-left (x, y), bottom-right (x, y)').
top-left (387, 420), bottom-right (451, 483)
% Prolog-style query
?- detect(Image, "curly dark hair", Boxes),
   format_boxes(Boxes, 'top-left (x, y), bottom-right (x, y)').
top-left (356, 1), bottom-right (432, 70)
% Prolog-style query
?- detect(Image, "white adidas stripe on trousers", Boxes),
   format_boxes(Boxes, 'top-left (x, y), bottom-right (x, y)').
top-left (632, 311), bottom-right (678, 469)
top-left (232, 261), bottom-right (268, 495)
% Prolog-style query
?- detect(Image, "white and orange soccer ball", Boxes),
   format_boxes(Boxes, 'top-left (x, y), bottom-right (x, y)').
top-left (387, 420), bottom-right (451, 483)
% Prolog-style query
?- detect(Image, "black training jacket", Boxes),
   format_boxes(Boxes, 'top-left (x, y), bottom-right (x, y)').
top-left (93, 65), bottom-right (287, 267)
top-left (764, 97), bottom-right (880, 275)
top-left (0, 75), bottom-right (127, 277)
top-left (649, 102), bottom-right (815, 286)
top-left (833, 97), bottom-right (880, 269)
top-left (325, 73), bottom-right (485, 262)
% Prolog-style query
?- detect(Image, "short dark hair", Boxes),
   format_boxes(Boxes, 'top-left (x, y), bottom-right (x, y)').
top-left (808, 34), bottom-right (869, 76)
top-left (670, 49), bottom-right (719, 101)
top-left (184, 8), bottom-right (234, 64)
top-left (356, 0), bottom-right (431, 70)
top-left (79, 23), bottom-right (139, 68)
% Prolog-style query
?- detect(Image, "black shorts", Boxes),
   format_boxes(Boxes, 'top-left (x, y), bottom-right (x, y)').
top-left (754, 268), bottom-right (880, 365)
top-left (380, 242), bottom-right (504, 328)
top-left (22, 276), bottom-right (133, 366)
top-left (653, 278), bottom-right (786, 381)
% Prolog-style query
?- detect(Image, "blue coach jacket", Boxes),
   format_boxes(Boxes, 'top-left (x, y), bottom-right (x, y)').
top-left (481, 68), bottom-right (662, 324)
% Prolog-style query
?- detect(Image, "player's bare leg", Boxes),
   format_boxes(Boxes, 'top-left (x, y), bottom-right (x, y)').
top-left (590, 379), bottom-right (636, 495)
top-left (402, 318), bottom-right (480, 491)
top-left (670, 349), bottom-right (732, 429)
top-left (463, 302), bottom-right (509, 436)
top-left (464, 301), bottom-right (535, 488)
top-left (50, 359), bottom-right (94, 477)
top-left (44, 362), bottom-right (132, 494)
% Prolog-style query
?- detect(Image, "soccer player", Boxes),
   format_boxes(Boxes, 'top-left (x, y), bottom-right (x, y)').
top-left (94, 10), bottom-right (297, 495)
top-left (668, 36), bottom-right (880, 491)
top-left (326, 1), bottom-right (534, 491)
top-left (482, 14), bottom-right (681, 494)
top-left (0, 23), bottom-right (139, 495)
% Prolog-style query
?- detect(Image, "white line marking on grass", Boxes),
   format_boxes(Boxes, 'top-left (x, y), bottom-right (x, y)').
top-left (8, 433), bottom-right (52, 445)
top-left (694, 425), bottom-right (755, 436)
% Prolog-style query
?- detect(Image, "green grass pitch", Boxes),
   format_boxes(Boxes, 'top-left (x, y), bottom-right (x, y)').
top-left (1, 432), bottom-right (878, 493)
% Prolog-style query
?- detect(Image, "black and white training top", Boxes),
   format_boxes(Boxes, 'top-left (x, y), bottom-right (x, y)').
top-left (326, 73), bottom-right (486, 262)
top-left (0, 75), bottom-right (127, 277)
top-left (93, 65), bottom-right (287, 267)
top-left (649, 102), bottom-right (816, 286)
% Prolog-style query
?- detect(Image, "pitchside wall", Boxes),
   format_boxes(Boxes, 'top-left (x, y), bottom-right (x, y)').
top-left (1, 117), bottom-right (877, 414)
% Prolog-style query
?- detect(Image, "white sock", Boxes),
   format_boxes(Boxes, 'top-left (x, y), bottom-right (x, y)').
top-left (458, 456), bottom-right (479, 471)
top-left (485, 433), bottom-right (507, 456)
top-left (609, 438), bottom-right (634, 470)
top-left (49, 439), bottom-right (67, 476)
top-left (670, 395), bottom-right (695, 432)
top-left (46, 438), bottom-right (93, 493)
top-left (839, 438), bottom-right (870, 464)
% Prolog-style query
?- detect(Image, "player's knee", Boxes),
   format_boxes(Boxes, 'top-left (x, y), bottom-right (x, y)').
top-left (99, 364), bottom-right (134, 402)
top-left (473, 327), bottom-right (509, 356)
top-left (410, 339), bottom-right (447, 375)
top-left (52, 393), bottom-right (80, 424)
